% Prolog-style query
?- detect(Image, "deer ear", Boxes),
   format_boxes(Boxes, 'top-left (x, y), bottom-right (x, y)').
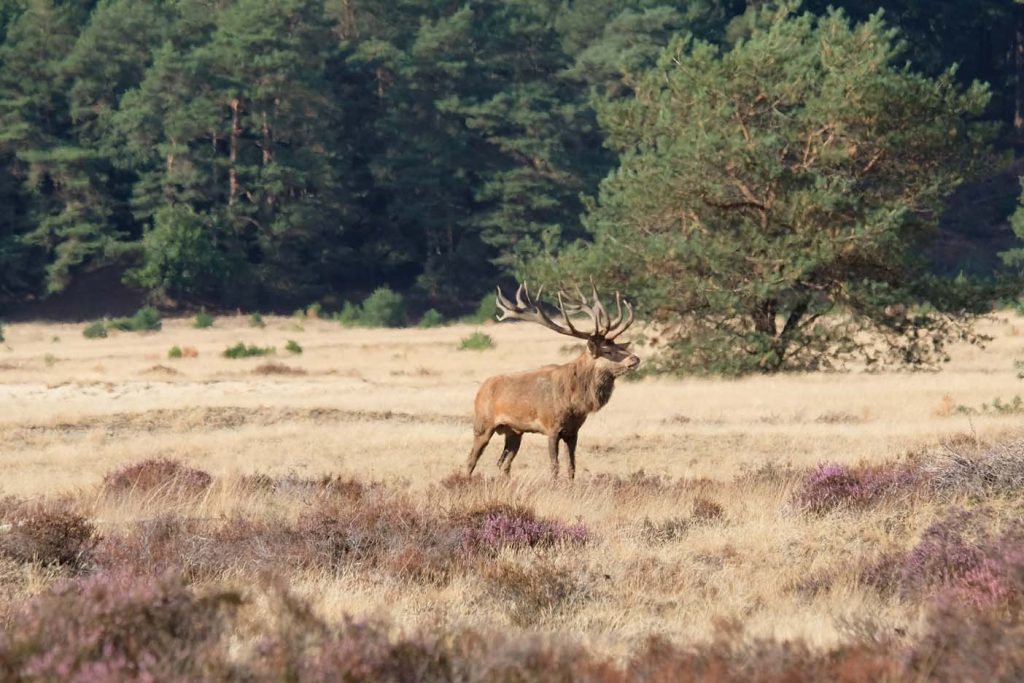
top-left (586, 339), bottom-right (599, 356)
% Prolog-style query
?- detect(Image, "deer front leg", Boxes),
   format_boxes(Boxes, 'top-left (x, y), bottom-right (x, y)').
top-left (564, 432), bottom-right (578, 480)
top-left (466, 427), bottom-right (495, 476)
top-left (547, 434), bottom-right (560, 478)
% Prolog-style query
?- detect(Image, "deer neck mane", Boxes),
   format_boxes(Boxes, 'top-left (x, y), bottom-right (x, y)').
top-left (559, 352), bottom-right (616, 415)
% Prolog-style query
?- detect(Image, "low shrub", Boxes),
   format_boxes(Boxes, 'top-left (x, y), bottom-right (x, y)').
top-left (82, 321), bottom-right (108, 339)
top-left (168, 345), bottom-right (183, 359)
top-left (481, 559), bottom-right (591, 627)
top-left (223, 342), bottom-right (275, 358)
top-left (691, 497), bottom-right (725, 524)
top-left (455, 503), bottom-right (588, 553)
top-left (335, 301), bottom-right (362, 326)
top-left (285, 339), bottom-right (302, 354)
top-left (194, 309), bottom-right (215, 328)
top-left (640, 516), bottom-right (690, 544)
top-left (0, 502), bottom-right (95, 569)
top-left (793, 460), bottom-right (923, 514)
top-left (418, 308), bottom-right (445, 328)
top-left (108, 306), bottom-right (162, 332)
top-left (0, 321), bottom-right (4, 343)
top-left (249, 312), bottom-right (265, 328)
top-left (926, 438), bottom-right (1024, 499)
top-left (0, 570), bottom-right (238, 681)
top-left (359, 287), bottom-right (406, 327)
top-left (588, 470), bottom-right (690, 499)
top-left (102, 458), bottom-right (212, 496)
top-left (954, 395), bottom-right (1024, 416)
top-left (458, 331), bottom-right (494, 351)
top-left (901, 510), bottom-right (1024, 610)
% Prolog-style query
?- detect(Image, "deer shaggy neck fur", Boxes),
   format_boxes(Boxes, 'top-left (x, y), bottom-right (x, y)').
top-left (556, 354), bottom-right (616, 417)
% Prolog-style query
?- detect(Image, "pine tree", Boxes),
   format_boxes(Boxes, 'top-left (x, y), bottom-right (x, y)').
top-left (529, 6), bottom-right (996, 374)
top-left (0, 0), bottom-right (104, 294)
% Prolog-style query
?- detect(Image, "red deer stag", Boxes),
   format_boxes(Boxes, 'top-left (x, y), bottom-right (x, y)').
top-left (466, 283), bottom-right (640, 479)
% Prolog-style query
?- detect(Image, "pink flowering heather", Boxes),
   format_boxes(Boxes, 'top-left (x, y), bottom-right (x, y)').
top-left (458, 505), bottom-right (589, 553)
top-left (0, 570), bottom-right (237, 681)
top-left (794, 460), bottom-right (923, 514)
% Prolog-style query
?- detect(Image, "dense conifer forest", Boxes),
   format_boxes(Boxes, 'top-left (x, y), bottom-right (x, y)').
top-left (2, 0), bottom-right (1024, 369)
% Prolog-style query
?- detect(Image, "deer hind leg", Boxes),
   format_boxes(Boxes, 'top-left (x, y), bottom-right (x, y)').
top-left (563, 432), bottom-right (578, 480)
top-left (547, 434), bottom-right (560, 479)
top-left (497, 431), bottom-right (523, 476)
top-left (466, 426), bottom-right (495, 476)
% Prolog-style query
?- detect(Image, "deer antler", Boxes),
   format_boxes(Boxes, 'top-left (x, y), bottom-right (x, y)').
top-left (495, 282), bottom-right (635, 341)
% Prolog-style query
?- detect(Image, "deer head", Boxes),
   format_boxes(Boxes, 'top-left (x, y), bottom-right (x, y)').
top-left (495, 282), bottom-right (640, 375)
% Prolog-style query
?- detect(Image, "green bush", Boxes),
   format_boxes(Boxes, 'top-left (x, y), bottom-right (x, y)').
top-left (359, 288), bottom-right (406, 327)
top-left (124, 205), bottom-right (225, 300)
top-left (194, 310), bottom-right (214, 329)
top-left (223, 342), bottom-right (275, 359)
top-left (83, 322), bottom-right (108, 339)
top-left (0, 321), bottom-right (4, 343)
top-left (168, 346), bottom-right (183, 359)
top-left (335, 301), bottom-right (362, 327)
top-left (306, 302), bottom-right (323, 319)
top-left (459, 331), bottom-right (494, 351)
top-left (285, 340), bottom-right (303, 354)
top-left (419, 308), bottom-right (445, 328)
top-left (249, 313), bottom-right (265, 328)
top-left (466, 293), bottom-right (498, 324)
top-left (109, 306), bottom-right (162, 332)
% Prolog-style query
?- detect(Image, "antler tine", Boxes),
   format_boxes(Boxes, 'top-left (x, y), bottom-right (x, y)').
top-left (494, 282), bottom-right (591, 340)
top-left (555, 290), bottom-right (586, 336)
top-left (566, 284), bottom-right (600, 336)
top-left (606, 298), bottom-right (635, 340)
top-left (606, 291), bottom-right (624, 330)
top-left (590, 284), bottom-right (611, 336)
top-left (514, 282), bottom-right (530, 309)
top-left (495, 285), bottom-right (515, 321)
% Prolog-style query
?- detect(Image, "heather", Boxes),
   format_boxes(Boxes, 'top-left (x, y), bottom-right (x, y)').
top-left (2, 441), bottom-right (1024, 680)
top-left (5, 311), bottom-right (1024, 680)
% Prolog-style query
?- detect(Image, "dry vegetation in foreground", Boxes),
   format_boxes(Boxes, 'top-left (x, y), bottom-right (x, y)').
top-left (2, 315), bottom-right (1024, 679)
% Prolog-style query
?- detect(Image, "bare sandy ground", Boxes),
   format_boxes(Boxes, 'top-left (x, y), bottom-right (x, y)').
top-left (2, 312), bottom-right (1022, 495)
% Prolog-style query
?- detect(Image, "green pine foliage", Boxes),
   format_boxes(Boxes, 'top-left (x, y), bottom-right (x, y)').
top-left (528, 6), bottom-right (997, 375)
top-left (1, 0), bottom-right (1023, 377)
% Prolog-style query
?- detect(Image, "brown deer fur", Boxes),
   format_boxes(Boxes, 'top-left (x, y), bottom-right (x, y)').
top-left (466, 285), bottom-right (639, 479)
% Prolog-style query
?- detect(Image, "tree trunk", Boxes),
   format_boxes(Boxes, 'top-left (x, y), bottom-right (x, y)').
top-left (1015, 4), bottom-right (1024, 156)
top-left (164, 137), bottom-right (176, 201)
top-left (752, 299), bottom-right (777, 337)
top-left (229, 98), bottom-right (241, 206)
top-left (261, 110), bottom-right (272, 165)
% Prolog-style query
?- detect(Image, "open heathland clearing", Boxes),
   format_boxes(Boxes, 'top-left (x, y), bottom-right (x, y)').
top-left (1, 314), bottom-right (1024, 680)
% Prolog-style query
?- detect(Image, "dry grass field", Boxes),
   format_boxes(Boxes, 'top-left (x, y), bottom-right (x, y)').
top-left (1, 312), bottom-right (1024, 680)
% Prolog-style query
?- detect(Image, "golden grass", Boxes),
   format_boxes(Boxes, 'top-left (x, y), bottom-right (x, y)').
top-left (1, 312), bottom-right (1023, 657)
